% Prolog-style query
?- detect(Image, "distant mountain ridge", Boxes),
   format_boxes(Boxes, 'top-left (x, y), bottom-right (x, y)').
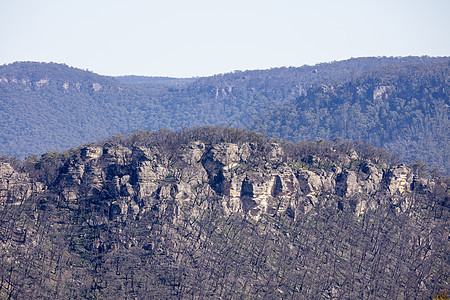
top-left (0, 56), bottom-right (448, 172)
top-left (251, 59), bottom-right (450, 173)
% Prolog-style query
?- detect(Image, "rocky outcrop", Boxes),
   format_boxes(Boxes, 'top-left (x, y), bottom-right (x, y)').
top-left (1, 141), bottom-right (431, 224)
top-left (0, 162), bottom-right (43, 209)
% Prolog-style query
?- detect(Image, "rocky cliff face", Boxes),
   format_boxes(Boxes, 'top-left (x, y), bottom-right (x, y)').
top-left (31, 142), bottom-right (426, 222)
top-left (0, 162), bottom-right (44, 210)
top-left (0, 136), bottom-right (448, 299)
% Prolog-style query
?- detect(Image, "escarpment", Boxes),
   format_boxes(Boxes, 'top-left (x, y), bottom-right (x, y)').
top-left (8, 142), bottom-right (425, 223)
top-left (0, 129), bottom-right (448, 299)
top-left (40, 141), bottom-right (435, 222)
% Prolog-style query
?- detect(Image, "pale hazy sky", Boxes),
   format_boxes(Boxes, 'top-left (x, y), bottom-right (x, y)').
top-left (1, 0), bottom-right (449, 77)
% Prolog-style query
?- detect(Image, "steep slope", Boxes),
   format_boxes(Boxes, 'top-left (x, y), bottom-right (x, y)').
top-left (0, 127), bottom-right (448, 299)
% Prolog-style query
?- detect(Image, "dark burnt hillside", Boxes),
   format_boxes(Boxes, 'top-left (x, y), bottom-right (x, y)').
top-left (0, 127), bottom-right (448, 299)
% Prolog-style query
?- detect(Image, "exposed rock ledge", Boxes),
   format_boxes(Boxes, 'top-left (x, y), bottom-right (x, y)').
top-left (1, 141), bottom-right (439, 223)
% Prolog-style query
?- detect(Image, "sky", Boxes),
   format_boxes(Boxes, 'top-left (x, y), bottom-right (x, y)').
top-left (1, 0), bottom-right (449, 77)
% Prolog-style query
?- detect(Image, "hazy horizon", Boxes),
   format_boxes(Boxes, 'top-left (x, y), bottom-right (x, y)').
top-left (1, 0), bottom-right (449, 77)
top-left (2, 55), bottom-right (449, 79)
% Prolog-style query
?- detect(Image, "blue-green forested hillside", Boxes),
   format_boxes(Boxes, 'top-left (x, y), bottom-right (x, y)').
top-left (0, 57), bottom-right (448, 172)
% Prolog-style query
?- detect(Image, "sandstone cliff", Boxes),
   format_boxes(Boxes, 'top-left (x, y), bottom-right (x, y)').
top-left (26, 142), bottom-right (428, 222)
